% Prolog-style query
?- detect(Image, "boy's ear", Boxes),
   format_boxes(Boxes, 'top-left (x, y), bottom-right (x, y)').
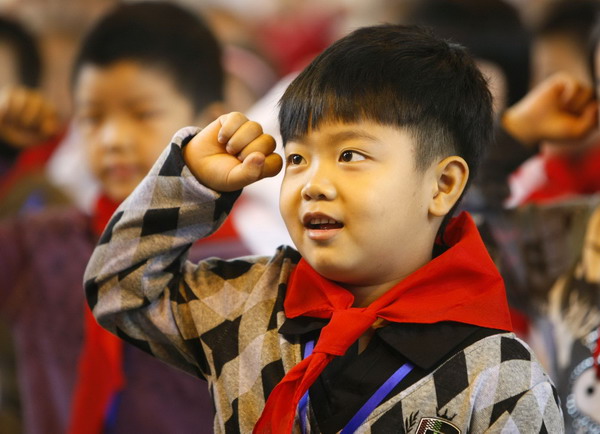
top-left (195, 101), bottom-right (227, 127)
top-left (428, 156), bottom-right (469, 217)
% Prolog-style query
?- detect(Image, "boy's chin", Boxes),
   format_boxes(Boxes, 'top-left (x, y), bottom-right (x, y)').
top-left (307, 261), bottom-right (361, 286)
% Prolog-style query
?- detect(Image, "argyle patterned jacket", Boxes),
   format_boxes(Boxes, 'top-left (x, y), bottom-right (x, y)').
top-left (84, 127), bottom-right (564, 433)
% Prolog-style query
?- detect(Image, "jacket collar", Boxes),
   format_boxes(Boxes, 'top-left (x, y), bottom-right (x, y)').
top-left (280, 317), bottom-right (491, 370)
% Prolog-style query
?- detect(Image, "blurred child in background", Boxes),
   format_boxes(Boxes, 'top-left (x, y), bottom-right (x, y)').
top-left (0, 2), bottom-right (250, 433)
top-left (0, 15), bottom-right (65, 217)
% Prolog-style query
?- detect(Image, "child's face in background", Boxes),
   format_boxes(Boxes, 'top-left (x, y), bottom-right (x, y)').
top-left (582, 206), bottom-right (600, 282)
top-left (532, 34), bottom-right (592, 88)
top-left (74, 60), bottom-right (199, 202)
top-left (595, 44), bottom-right (600, 126)
top-left (280, 120), bottom-right (440, 290)
top-left (0, 42), bottom-right (19, 88)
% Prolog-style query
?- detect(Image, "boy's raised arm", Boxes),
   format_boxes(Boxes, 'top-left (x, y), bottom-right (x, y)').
top-left (83, 115), bottom-right (283, 378)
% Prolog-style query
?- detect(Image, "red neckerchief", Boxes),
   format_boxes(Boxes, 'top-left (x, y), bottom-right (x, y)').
top-left (594, 326), bottom-right (600, 379)
top-left (0, 132), bottom-right (63, 200)
top-left (525, 145), bottom-right (600, 204)
top-left (68, 194), bottom-right (124, 434)
top-left (254, 211), bottom-right (513, 433)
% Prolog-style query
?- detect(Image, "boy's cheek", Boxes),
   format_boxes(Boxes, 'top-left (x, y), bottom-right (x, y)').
top-left (101, 177), bottom-right (141, 203)
top-left (85, 147), bottom-right (103, 181)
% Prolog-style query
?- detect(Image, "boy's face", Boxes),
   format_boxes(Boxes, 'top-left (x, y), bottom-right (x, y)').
top-left (280, 120), bottom-right (440, 289)
top-left (74, 60), bottom-right (199, 202)
top-left (532, 34), bottom-right (592, 87)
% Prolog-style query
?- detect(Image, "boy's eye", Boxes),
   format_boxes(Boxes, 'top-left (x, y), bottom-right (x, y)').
top-left (287, 154), bottom-right (305, 165)
top-left (77, 112), bottom-right (102, 128)
top-left (339, 150), bottom-right (366, 162)
top-left (134, 110), bottom-right (162, 121)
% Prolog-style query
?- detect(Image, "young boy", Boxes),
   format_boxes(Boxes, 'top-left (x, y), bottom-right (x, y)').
top-left (0, 2), bottom-right (245, 433)
top-left (0, 15), bottom-right (64, 216)
top-left (85, 25), bottom-right (563, 433)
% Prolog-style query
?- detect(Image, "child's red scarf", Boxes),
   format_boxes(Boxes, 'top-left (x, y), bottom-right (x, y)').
top-left (525, 146), bottom-right (600, 204)
top-left (254, 212), bottom-right (513, 433)
top-left (68, 195), bottom-right (124, 434)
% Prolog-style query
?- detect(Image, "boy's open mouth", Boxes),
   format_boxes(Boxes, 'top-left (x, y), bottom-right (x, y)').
top-left (305, 217), bottom-right (344, 230)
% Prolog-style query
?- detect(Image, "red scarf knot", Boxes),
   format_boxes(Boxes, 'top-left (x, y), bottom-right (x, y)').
top-left (312, 309), bottom-right (377, 356)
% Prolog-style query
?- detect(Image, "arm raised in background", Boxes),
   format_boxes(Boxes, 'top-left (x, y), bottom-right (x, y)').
top-left (502, 72), bottom-right (597, 147)
top-left (477, 72), bottom-right (598, 207)
top-left (84, 116), bottom-right (286, 379)
top-left (0, 86), bottom-right (60, 150)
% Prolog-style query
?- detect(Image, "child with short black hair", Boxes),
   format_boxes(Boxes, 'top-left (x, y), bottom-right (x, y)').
top-left (85, 24), bottom-right (563, 433)
top-left (0, 15), bottom-right (62, 213)
top-left (71, 1), bottom-right (224, 121)
top-left (1, 2), bottom-right (237, 433)
top-left (0, 15), bottom-right (41, 89)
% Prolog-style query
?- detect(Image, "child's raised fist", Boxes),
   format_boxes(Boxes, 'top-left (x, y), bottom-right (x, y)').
top-left (502, 72), bottom-right (598, 147)
top-left (183, 112), bottom-right (283, 192)
top-left (0, 86), bottom-right (60, 149)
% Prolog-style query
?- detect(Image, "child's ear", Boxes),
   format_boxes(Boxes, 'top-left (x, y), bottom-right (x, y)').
top-left (195, 101), bottom-right (228, 127)
top-left (429, 156), bottom-right (469, 217)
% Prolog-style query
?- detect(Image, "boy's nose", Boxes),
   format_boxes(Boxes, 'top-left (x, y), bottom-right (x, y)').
top-left (301, 169), bottom-right (337, 201)
top-left (98, 117), bottom-right (135, 151)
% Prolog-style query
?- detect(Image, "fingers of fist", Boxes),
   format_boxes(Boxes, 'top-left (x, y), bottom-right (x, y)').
top-left (185, 112), bottom-right (283, 191)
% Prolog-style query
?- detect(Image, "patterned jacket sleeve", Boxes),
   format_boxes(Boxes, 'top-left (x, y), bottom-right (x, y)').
top-left (83, 127), bottom-right (281, 379)
top-left (484, 381), bottom-right (563, 432)
top-left (467, 336), bottom-right (564, 433)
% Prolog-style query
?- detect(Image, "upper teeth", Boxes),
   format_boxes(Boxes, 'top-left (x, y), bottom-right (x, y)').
top-left (310, 218), bottom-right (337, 225)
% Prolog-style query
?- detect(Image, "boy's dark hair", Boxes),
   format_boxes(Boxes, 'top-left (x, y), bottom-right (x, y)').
top-left (0, 16), bottom-right (41, 87)
top-left (279, 24), bottom-right (493, 186)
top-left (72, 1), bottom-right (223, 113)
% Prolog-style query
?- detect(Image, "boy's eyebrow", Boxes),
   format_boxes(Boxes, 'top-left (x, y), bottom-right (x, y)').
top-left (327, 130), bottom-right (380, 143)
top-left (75, 94), bottom-right (164, 108)
top-left (290, 129), bottom-right (381, 145)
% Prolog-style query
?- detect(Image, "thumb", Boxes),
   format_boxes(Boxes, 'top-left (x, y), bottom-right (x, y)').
top-left (568, 102), bottom-right (598, 139)
top-left (261, 153), bottom-right (284, 179)
top-left (223, 151), bottom-right (266, 191)
top-left (41, 114), bottom-right (60, 138)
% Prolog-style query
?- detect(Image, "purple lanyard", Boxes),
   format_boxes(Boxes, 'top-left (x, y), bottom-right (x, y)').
top-left (298, 339), bottom-right (414, 433)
